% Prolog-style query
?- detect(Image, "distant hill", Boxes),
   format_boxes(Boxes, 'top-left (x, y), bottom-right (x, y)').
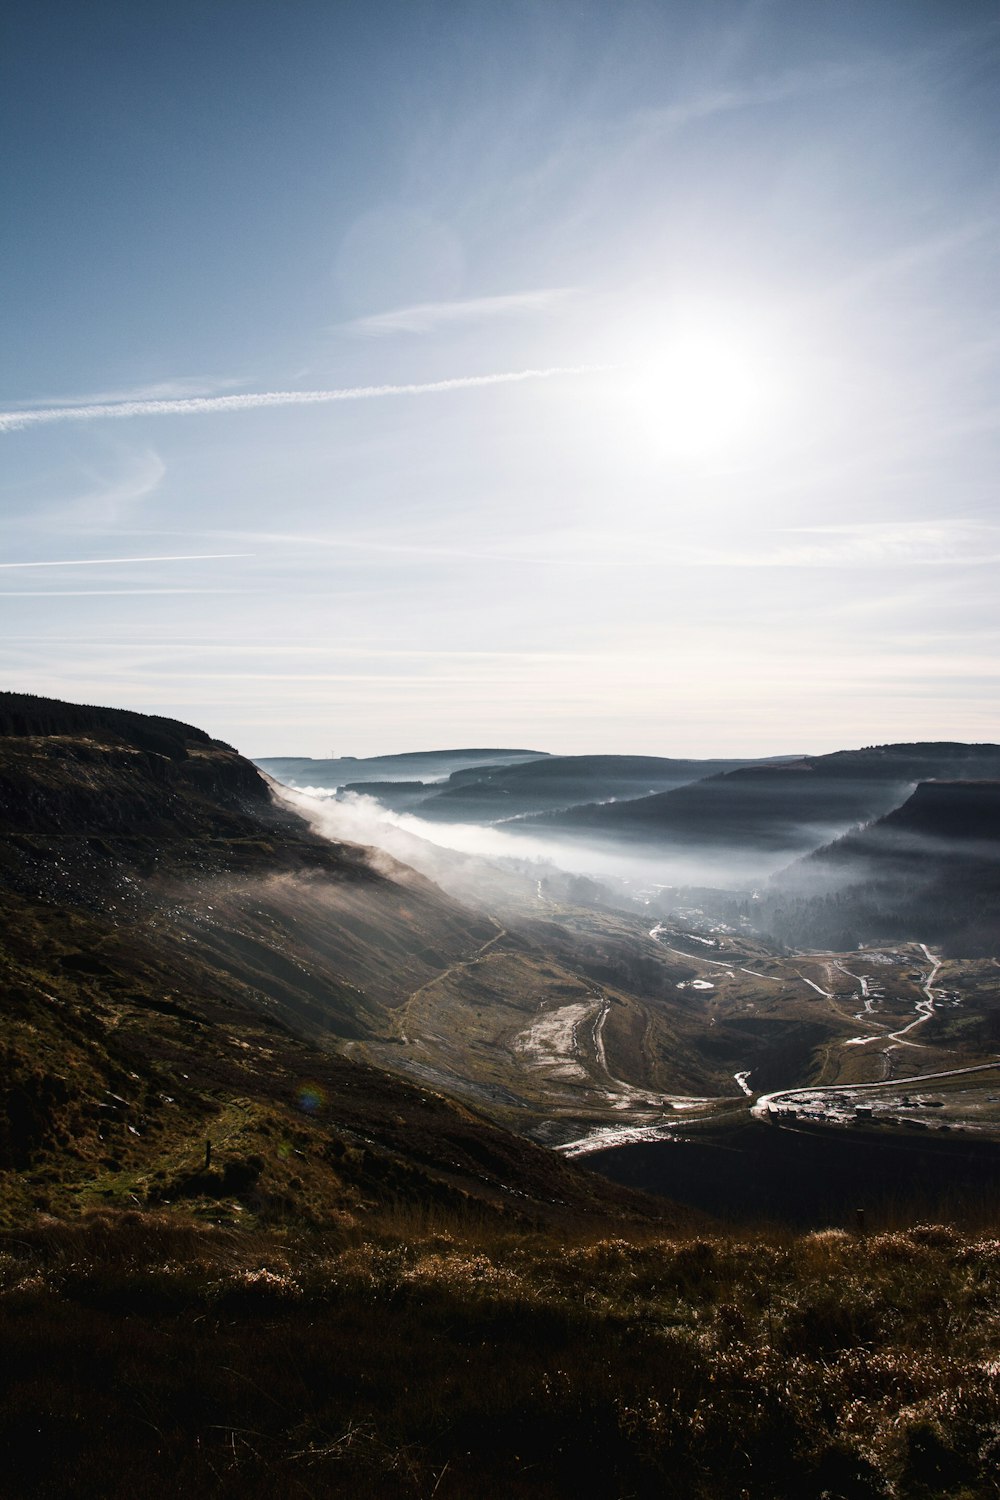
top-left (255, 746), bottom-right (547, 794)
top-left (761, 779), bottom-right (1000, 954)
top-left (519, 743), bottom-right (1000, 873)
top-left (264, 750), bottom-right (797, 823)
top-left (410, 753), bottom-right (783, 823)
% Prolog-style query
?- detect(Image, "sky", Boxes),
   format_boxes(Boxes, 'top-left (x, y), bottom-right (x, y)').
top-left (3, 0), bottom-right (999, 758)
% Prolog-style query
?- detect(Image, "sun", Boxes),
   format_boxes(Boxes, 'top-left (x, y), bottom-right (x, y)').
top-left (602, 302), bottom-right (789, 463)
top-left (657, 331), bottom-right (770, 453)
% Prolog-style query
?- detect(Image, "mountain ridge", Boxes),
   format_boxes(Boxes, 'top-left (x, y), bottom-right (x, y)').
top-left (516, 742), bottom-right (1000, 872)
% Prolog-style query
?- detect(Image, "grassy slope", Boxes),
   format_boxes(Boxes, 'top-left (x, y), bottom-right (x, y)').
top-left (3, 1213), bottom-right (1000, 1498)
top-left (0, 697), bottom-right (666, 1231)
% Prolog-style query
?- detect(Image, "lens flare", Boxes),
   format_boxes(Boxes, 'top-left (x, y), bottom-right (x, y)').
top-left (297, 1081), bottom-right (326, 1114)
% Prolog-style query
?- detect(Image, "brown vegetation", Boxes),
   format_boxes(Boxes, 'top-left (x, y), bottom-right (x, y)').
top-left (2, 1209), bottom-right (1000, 1497)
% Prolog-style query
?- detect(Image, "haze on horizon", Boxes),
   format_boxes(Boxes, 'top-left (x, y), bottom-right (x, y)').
top-left (3, 1), bottom-right (999, 759)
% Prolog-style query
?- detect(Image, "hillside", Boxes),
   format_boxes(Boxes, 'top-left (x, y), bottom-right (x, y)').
top-left (7, 1213), bottom-right (1000, 1500)
top-left (263, 750), bottom-right (782, 821)
top-left (0, 693), bottom-right (658, 1230)
top-left (255, 745), bottom-right (547, 795)
top-left (407, 752), bottom-right (777, 822)
top-left (520, 742), bottom-right (1000, 874)
top-left (761, 779), bottom-right (1000, 955)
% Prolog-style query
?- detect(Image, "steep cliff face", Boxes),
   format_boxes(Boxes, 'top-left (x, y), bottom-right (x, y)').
top-left (0, 734), bottom-right (271, 840)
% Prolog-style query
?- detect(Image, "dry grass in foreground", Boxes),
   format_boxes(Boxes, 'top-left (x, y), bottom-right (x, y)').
top-left (2, 1209), bottom-right (1000, 1498)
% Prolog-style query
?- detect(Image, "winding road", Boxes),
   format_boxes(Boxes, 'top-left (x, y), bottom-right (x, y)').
top-left (395, 919), bottom-right (507, 1045)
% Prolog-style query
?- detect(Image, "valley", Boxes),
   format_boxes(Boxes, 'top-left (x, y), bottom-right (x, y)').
top-left (3, 692), bottom-right (999, 1232)
top-left (344, 895), bottom-right (1000, 1164)
top-left (4, 692), bottom-right (1000, 1499)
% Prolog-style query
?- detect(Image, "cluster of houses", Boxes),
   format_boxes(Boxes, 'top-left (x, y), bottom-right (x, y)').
top-left (765, 1097), bottom-right (953, 1131)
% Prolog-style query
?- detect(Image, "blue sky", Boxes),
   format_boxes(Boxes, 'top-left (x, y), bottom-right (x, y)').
top-left (3, 0), bottom-right (999, 756)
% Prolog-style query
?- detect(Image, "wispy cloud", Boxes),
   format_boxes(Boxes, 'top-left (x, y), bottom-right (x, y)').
top-left (0, 589), bottom-right (244, 598)
top-left (100, 520), bottom-right (1000, 575)
top-left (633, 58), bottom-right (876, 137)
top-left (478, 521), bottom-right (1000, 571)
top-left (202, 521), bottom-right (1000, 571)
top-left (338, 287), bottom-right (575, 336)
top-left (0, 364), bottom-right (603, 433)
top-left (0, 553), bottom-right (251, 569)
top-left (4, 448), bottom-right (168, 537)
top-left (818, 219), bottom-right (998, 309)
top-left (5, 375), bottom-right (247, 410)
top-left (755, 521), bottom-right (1000, 569)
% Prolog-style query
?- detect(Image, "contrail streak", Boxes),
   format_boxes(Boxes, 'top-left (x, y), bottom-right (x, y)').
top-left (0, 366), bottom-right (606, 433)
top-left (0, 554), bottom-right (251, 568)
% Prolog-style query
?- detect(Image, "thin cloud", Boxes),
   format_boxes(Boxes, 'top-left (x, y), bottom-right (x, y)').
top-left (760, 521), bottom-right (1000, 568)
top-left (0, 365), bottom-right (604, 434)
top-left (0, 589), bottom-right (245, 598)
top-left (339, 287), bottom-right (575, 336)
top-left (104, 523), bottom-right (1000, 573)
top-left (0, 553), bottom-right (252, 568)
top-left (7, 447), bottom-right (169, 534)
top-left (5, 375), bottom-right (247, 409)
top-left (634, 60), bottom-right (872, 135)
top-left (495, 522), bottom-right (1000, 570)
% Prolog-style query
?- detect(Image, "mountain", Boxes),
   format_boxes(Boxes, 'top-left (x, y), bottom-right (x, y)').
top-left (259, 750), bottom-right (797, 823)
top-left (406, 753), bottom-right (781, 823)
top-left (518, 743), bottom-right (1000, 875)
top-left (0, 693), bottom-right (654, 1228)
top-left (254, 746), bottom-right (547, 796)
top-left (761, 778), bottom-right (1000, 955)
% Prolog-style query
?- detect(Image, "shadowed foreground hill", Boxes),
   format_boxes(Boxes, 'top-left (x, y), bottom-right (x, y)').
top-left (4, 1214), bottom-right (1000, 1498)
top-left (0, 692), bottom-right (659, 1230)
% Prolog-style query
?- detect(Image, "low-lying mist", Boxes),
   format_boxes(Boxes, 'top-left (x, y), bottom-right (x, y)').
top-left (273, 781), bottom-right (777, 914)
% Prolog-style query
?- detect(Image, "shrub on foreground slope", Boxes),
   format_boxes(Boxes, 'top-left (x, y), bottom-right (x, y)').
top-left (2, 1212), bottom-right (999, 1498)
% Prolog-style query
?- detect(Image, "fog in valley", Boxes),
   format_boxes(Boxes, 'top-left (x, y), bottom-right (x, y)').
top-left (270, 752), bottom-right (1000, 961)
top-left (276, 779), bottom-right (793, 918)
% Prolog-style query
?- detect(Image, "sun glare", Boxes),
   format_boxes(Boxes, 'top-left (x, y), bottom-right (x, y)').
top-left (658, 332), bottom-right (770, 451)
top-left (604, 303), bottom-right (789, 463)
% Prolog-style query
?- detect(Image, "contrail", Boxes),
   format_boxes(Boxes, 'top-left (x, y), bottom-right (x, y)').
top-left (0, 553), bottom-right (251, 568)
top-left (0, 365), bottom-right (606, 433)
